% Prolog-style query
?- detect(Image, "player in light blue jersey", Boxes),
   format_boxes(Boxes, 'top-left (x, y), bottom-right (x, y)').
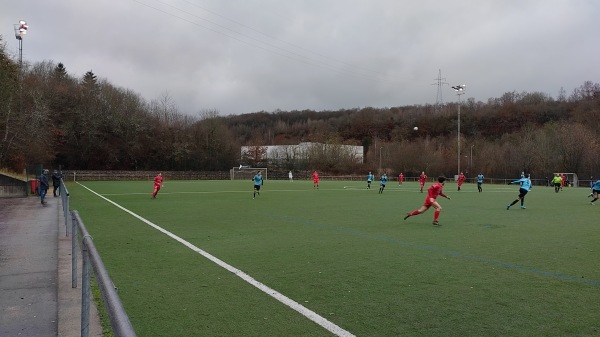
top-left (253, 171), bottom-right (263, 199)
top-left (590, 180), bottom-right (600, 205)
top-left (378, 173), bottom-right (388, 194)
top-left (477, 173), bottom-right (484, 192)
top-left (367, 172), bottom-right (374, 189)
top-left (507, 174), bottom-right (532, 210)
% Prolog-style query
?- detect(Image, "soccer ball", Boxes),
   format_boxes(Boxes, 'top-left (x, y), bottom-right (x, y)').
top-left (413, 126), bottom-right (418, 131)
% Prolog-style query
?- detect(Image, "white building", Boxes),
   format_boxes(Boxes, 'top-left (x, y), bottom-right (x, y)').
top-left (241, 142), bottom-right (363, 163)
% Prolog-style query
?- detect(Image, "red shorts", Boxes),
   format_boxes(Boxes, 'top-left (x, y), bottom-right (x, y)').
top-left (154, 184), bottom-right (161, 191)
top-left (422, 198), bottom-right (435, 208)
top-left (313, 179), bottom-right (319, 184)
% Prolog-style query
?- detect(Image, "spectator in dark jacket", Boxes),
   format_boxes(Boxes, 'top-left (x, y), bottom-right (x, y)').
top-left (52, 170), bottom-right (62, 197)
top-left (39, 169), bottom-right (49, 205)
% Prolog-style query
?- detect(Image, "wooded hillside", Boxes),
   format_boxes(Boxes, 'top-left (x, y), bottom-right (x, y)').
top-left (1, 36), bottom-right (599, 178)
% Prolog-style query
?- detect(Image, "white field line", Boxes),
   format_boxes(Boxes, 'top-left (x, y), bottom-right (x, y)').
top-left (77, 182), bottom-right (356, 337)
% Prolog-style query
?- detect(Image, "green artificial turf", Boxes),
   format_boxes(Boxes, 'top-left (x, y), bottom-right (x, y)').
top-left (68, 179), bottom-right (600, 337)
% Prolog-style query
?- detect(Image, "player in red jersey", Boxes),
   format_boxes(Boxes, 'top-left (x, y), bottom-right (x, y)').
top-left (151, 172), bottom-right (164, 199)
top-left (398, 173), bottom-right (404, 185)
top-left (457, 172), bottom-right (466, 191)
top-left (418, 171), bottom-right (427, 192)
top-left (312, 171), bottom-right (319, 189)
top-left (404, 176), bottom-right (451, 226)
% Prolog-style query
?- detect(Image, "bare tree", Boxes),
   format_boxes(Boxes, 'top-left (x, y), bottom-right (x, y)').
top-left (557, 123), bottom-right (596, 173)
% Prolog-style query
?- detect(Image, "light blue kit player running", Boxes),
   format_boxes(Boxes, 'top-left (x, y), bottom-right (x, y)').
top-left (589, 180), bottom-right (600, 205)
top-left (253, 171), bottom-right (263, 199)
top-left (367, 172), bottom-right (374, 189)
top-left (477, 173), bottom-right (484, 192)
top-left (378, 173), bottom-right (388, 194)
top-left (507, 174), bottom-right (532, 209)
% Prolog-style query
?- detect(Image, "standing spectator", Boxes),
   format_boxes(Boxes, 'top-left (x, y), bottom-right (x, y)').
top-left (367, 171), bottom-right (374, 189)
top-left (151, 172), bottom-right (164, 199)
top-left (457, 172), bottom-right (466, 191)
top-left (312, 171), bottom-right (319, 189)
top-left (477, 173), bottom-right (484, 192)
top-left (378, 172), bottom-right (388, 194)
top-left (39, 169), bottom-right (49, 205)
top-left (506, 174), bottom-right (532, 210)
top-left (52, 170), bottom-right (62, 197)
top-left (404, 176), bottom-right (451, 226)
top-left (552, 174), bottom-right (562, 193)
top-left (288, 171), bottom-right (293, 182)
top-left (398, 173), bottom-right (404, 185)
top-left (253, 171), bottom-right (263, 199)
top-left (418, 171), bottom-right (427, 193)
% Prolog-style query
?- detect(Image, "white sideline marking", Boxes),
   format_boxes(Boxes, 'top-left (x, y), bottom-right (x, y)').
top-left (77, 183), bottom-right (356, 337)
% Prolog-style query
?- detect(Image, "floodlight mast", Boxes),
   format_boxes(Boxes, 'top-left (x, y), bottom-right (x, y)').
top-left (452, 85), bottom-right (466, 177)
top-left (14, 20), bottom-right (28, 66)
top-left (13, 20), bottom-right (28, 117)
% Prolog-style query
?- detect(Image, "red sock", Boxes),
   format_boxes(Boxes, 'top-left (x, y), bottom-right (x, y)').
top-left (434, 210), bottom-right (440, 221)
top-left (410, 210), bottom-right (419, 216)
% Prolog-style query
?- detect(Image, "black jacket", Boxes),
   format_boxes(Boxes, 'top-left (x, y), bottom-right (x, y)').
top-left (52, 172), bottom-right (62, 186)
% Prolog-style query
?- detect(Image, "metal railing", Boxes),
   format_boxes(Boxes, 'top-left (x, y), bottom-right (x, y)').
top-left (62, 179), bottom-right (137, 337)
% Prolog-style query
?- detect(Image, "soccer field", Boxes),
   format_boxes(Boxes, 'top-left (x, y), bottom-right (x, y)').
top-left (68, 179), bottom-right (600, 337)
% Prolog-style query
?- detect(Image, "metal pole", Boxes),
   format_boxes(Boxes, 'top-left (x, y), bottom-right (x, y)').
top-left (18, 34), bottom-right (23, 117)
top-left (379, 147), bottom-right (383, 173)
top-left (452, 85), bottom-right (466, 177)
top-left (470, 145), bottom-right (474, 173)
top-left (72, 212), bottom-right (77, 288)
top-left (81, 237), bottom-right (91, 337)
top-left (457, 95), bottom-right (461, 176)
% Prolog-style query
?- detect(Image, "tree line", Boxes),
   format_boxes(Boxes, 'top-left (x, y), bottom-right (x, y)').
top-left (1, 35), bottom-right (599, 179)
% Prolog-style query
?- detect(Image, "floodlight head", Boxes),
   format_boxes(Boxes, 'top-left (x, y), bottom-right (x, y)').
top-left (15, 20), bottom-right (28, 39)
top-left (452, 84), bottom-right (466, 92)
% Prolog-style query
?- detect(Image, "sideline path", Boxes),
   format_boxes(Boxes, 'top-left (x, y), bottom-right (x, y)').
top-left (0, 196), bottom-right (101, 337)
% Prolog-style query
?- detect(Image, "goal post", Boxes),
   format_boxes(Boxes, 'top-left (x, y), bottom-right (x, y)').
top-left (553, 172), bottom-right (578, 187)
top-left (230, 167), bottom-right (268, 181)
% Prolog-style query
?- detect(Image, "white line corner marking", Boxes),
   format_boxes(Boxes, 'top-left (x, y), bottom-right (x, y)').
top-left (78, 183), bottom-right (355, 337)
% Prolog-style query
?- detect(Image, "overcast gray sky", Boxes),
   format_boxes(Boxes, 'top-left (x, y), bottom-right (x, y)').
top-left (2, 0), bottom-right (598, 115)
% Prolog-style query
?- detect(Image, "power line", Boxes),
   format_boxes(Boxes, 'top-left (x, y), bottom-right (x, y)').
top-left (178, 0), bottom-right (386, 78)
top-left (133, 0), bottom-right (392, 82)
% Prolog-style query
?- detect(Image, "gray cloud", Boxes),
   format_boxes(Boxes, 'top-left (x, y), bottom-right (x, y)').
top-left (2, 0), bottom-right (598, 115)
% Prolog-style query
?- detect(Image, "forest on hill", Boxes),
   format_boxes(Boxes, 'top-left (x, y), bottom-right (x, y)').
top-left (1, 36), bottom-right (599, 179)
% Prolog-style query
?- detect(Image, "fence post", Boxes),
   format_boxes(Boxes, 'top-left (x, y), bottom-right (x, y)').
top-left (81, 235), bottom-right (91, 337)
top-left (72, 212), bottom-right (78, 288)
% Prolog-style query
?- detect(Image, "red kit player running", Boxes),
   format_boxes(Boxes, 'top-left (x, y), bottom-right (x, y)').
top-left (457, 172), bottom-right (466, 191)
top-left (151, 172), bottom-right (164, 199)
top-left (418, 172), bottom-right (427, 192)
top-left (398, 173), bottom-right (404, 185)
top-left (404, 176), bottom-right (451, 226)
